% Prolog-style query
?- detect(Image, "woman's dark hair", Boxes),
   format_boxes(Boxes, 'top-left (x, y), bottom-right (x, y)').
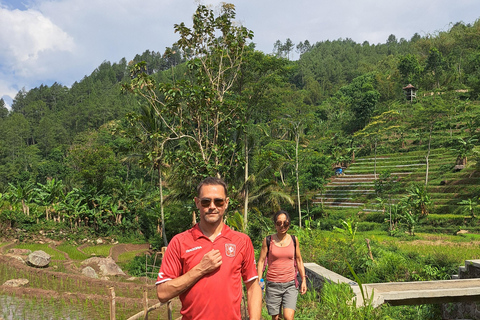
top-left (273, 210), bottom-right (291, 224)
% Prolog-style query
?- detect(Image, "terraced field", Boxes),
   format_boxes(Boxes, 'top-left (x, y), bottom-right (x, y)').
top-left (314, 147), bottom-right (478, 220)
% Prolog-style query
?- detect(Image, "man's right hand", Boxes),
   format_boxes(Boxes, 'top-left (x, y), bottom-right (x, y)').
top-left (157, 249), bottom-right (223, 303)
top-left (198, 249), bottom-right (222, 275)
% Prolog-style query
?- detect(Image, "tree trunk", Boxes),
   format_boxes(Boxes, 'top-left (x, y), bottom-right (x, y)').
top-left (295, 132), bottom-right (302, 228)
top-left (158, 168), bottom-right (168, 247)
top-left (425, 126), bottom-right (432, 186)
top-left (374, 139), bottom-right (377, 179)
top-left (244, 134), bottom-right (249, 228)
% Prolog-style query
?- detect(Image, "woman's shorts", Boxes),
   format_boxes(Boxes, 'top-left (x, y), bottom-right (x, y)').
top-left (265, 280), bottom-right (298, 315)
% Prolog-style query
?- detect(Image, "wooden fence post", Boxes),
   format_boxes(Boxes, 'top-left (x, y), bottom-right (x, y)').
top-left (167, 300), bottom-right (173, 320)
top-left (109, 287), bottom-right (116, 320)
top-left (143, 289), bottom-right (149, 320)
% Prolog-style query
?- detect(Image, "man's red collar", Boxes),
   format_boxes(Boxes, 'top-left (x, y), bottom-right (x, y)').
top-left (192, 223), bottom-right (232, 241)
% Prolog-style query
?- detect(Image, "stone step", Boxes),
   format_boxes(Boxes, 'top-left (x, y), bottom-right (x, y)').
top-left (318, 190), bottom-right (375, 195)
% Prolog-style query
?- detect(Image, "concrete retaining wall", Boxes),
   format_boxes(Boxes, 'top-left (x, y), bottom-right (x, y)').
top-left (443, 260), bottom-right (480, 320)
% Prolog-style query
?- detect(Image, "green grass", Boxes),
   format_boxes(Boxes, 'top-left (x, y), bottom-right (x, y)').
top-left (56, 243), bottom-right (89, 260)
top-left (117, 249), bottom-right (149, 264)
top-left (14, 243), bottom-right (65, 260)
top-left (395, 242), bottom-right (480, 263)
top-left (377, 232), bottom-right (480, 265)
top-left (81, 244), bottom-right (113, 257)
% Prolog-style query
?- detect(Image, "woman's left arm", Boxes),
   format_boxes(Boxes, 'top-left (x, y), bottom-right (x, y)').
top-left (295, 236), bottom-right (307, 295)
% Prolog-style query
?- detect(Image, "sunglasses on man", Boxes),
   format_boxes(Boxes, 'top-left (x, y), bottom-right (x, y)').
top-left (199, 198), bottom-right (226, 208)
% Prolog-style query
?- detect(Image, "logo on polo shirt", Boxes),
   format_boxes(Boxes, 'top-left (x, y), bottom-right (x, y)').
top-left (186, 246), bottom-right (202, 253)
top-left (225, 244), bottom-right (236, 257)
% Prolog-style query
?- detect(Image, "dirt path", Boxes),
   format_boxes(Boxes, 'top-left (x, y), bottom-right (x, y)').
top-left (109, 243), bottom-right (151, 261)
top-left (0, 242), bottom-right (16, 255)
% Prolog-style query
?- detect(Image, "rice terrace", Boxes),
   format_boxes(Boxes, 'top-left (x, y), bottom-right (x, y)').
top-left (0, 238), bottom-right (181, 319)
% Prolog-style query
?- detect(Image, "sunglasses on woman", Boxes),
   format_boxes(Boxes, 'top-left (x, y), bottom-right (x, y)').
top-left (276, 221), bottom-right (290, 228)
top-left (199, 198), bottom-right (226, 208)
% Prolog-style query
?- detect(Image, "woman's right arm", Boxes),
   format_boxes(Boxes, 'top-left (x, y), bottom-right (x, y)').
top-left (256, 237), bottom-right (268, 279)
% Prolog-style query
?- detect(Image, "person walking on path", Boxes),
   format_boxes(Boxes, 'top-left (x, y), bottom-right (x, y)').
top-left (257, 210), bottom-right (307, 320)
top-left (156, 177), bottom-right (262, 320)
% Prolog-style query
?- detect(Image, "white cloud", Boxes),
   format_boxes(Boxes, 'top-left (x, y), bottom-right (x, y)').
top-left (0, 0), bottom-right (479, 104)
top-left (0, 4), bottom-right (75, 102)
top-left (0, 7), bottom-right (74, 64)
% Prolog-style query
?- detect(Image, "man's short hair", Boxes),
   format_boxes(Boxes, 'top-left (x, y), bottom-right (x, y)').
top-left (196, 177), bottom-right (228, 197)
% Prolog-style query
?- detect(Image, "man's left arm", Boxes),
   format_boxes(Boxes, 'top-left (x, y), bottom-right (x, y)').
top-left (245, 278), bottom-right (262, 320)
top-left (241, 234), bottom-right (262, 320)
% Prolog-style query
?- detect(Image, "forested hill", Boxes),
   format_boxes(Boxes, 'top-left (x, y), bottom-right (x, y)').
top-left (0, 10), bottom-right (479, 242)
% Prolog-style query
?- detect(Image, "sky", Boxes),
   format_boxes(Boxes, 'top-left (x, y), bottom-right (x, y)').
top-left (1, 0), bottom-right (480, 108)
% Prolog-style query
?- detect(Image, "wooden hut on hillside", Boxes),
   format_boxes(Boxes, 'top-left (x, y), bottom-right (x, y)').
top-left (403, 84), bottom-right (417, 102)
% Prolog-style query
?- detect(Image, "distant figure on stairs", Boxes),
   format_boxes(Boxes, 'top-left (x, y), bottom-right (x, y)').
top-left (335, 167), bottom-right (343, 176)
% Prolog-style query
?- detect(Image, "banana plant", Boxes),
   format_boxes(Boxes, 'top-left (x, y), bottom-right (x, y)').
top-left (458, 197), bottom-right (478, 219)
top-left (334, 214), bottom-right (358, 242)
top-left (400, 210), bottom-right (418, 236)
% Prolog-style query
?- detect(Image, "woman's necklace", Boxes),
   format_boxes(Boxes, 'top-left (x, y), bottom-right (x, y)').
top-left (276, 234), bottom-right (288, 246)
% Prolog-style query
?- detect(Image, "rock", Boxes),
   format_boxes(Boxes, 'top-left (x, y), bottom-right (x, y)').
top-left (81, 257), bottom-right (126, 277)
top-left (3, 278), bottom-right (29, 287)
top-left (96, 238), bottom-right (104, 244)
top-left (82, 266), bottom-right (98, 279)
top-left (27, 250), bottom-right (51, 268)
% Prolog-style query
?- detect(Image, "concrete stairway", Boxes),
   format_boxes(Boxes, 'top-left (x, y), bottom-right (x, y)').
top-left (313, 155), bottom-right (422, 210)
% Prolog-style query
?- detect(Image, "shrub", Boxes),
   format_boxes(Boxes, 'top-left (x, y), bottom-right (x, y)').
top-left (125, 254), bottom-right (161, 278)
top-left (363, 212), bottom-right (386, 223)
top-left (357, 222), bottom-right (378, 232)
top-left (365, 250), bottom-right (411, 282)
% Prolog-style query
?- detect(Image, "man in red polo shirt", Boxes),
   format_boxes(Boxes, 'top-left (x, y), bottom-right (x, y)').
top-left (156, 177), bottom-right (262, 320)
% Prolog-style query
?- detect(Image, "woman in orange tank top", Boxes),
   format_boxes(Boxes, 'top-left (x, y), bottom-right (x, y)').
top-left (257, 210), bottom-right (307, 320)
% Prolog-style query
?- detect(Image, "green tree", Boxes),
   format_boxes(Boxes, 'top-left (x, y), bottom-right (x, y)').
top-left (296, 40), bottom-right (312, 56)
top-left (425, 47), bottom-right (446, 89)
top-left (411, 97), bottom-right (448, 185)
top-left (398, 54), bottom-right (422, 85)
top-left (125, 3), bottom-right (253, 191)
top-left (66, 130), bottom-right (121, 191)
top-left (0, 99), bottom-right (8, 118)
top-left (123, 5), bottom-right (257, 239)
top-left (338, 73), bottom-right (380, 131)
top-left (116, 102), bottom-right (171, 246)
